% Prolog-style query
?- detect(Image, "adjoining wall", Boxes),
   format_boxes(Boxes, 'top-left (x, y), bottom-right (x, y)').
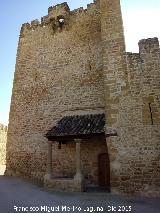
top-left (99, 0), bottom-right (160, 197)
top-left (6, 1), bottom-right (105, 183)
top-left (105, 37), bottom-right (160, 197)
top-left (119, 38), bottom-right (160, 196)
top-left (0, 124), bottom-right (7, 165)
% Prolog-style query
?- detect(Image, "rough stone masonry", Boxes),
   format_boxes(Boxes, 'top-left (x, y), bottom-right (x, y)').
top-left (5, 0), bottom-right (160, 197)
top-left (0, 124), bottom-right (7, 165)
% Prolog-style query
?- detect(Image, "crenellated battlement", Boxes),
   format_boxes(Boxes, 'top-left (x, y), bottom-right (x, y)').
top-left (126, 37), bottom-right (160, 62)
top-left (48, 2), bottom-right (70, 15)
top-left (0, 124), bottom-right (7, 132)
top-left (72, 7), bottom-right (84, 14)
top-left (126, 37), bottom-right (160, 99)
top-left (87, 2), bottom-right (97, 10)
top-left (20, 2), bottom-right (71, 35)
top-left (20, 1), bottom-right (98, 37)
top-left (125, 52), bottom-right (142, 67)
top-left (139, 37), bottom-right (159, 55)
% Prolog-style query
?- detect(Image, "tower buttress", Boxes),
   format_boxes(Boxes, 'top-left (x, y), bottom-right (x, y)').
top-left (100, 0), bottom-right (128, 194)
top-left (100, 0), bottom-right (128, 129)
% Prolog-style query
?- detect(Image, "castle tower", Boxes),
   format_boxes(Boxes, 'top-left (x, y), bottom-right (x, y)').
top-left (100, 0), bottom-right (127, 126)
top-left (100, 0), bottom-right (128, 194)
top-left (5, 0), bottom-right (160, 196)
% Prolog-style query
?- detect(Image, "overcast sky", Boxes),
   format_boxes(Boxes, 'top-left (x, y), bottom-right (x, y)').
top-left (0, 0), bottom-right (160, 125)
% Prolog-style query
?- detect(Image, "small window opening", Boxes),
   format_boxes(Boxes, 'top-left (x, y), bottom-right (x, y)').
top-left (149, 103), bottom-right (153, 125)
top-left (57, 16), bottom-right (65, 29)
top-left (35, 74), bottom-right (38, 81)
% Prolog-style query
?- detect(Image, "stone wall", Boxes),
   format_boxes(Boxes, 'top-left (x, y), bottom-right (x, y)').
top-left (118, 38), bottom-right (160, 197)
top-left (105, 37), bottom-right (160, 197)
top-left (6, 1), bottom-right (105, 184)
top-left (0, 124), bottom-right (7, 165)
top-left (98, 0), bottom-right (160, 197)
top-left (6, 0), bottom-right (160, 197)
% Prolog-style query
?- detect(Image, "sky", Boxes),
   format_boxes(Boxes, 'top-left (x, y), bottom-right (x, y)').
top-left (0, 0), bottom-right (160, 126)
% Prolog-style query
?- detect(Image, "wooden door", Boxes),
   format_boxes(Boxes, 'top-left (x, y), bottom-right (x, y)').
top-left (98, 153), bottom-right (110, 189)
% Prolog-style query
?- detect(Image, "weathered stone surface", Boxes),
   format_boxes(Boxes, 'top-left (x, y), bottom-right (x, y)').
top-left (0, 124), bottom-right (7, 165)
top-left (6, 0), bottom-right (160, 197)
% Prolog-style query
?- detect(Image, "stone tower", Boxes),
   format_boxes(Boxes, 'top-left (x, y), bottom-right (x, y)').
top-left (100, 0), bottom-right (128, 194)
top-left (6, 0), bottom-right (160, 196)
top-left (100, 0), bottom-right (160, 196)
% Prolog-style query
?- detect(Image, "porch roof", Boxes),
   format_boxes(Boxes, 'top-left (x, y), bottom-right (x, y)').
top-left (45, 113), bottom-right (105, 141)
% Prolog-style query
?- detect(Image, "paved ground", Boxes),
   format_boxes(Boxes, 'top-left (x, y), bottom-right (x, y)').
top-left (0, 175), bottom-right (160, 213)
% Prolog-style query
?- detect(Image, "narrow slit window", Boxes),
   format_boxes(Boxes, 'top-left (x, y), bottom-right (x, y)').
top-left (149, 103), bottom-right (153, 125)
